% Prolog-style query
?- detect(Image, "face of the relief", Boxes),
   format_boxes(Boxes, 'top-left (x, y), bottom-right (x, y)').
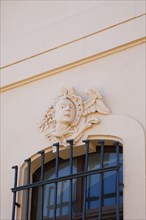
top-left (54, 98), bottom-right (76, 126)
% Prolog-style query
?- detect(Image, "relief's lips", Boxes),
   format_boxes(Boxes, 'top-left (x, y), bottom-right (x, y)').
top-left (64, 114), bottom-right (70, 117)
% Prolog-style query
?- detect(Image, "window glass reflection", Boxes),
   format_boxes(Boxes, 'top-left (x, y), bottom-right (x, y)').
top-left (86, 151), bottom-right (123, 209)
top-left (35, 148), bottom-right (123, 219)
top-left (36, 160), bottom-right (77, 219)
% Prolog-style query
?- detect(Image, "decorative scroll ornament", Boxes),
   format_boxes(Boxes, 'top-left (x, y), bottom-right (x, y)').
top-left (40, 88), bottom-right (110, 146)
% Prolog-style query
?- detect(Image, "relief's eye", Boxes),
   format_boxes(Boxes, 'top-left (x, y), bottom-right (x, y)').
top-left (61, 105), bottom-right (64, 109)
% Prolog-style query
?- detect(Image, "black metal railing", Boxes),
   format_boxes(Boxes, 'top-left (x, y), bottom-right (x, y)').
top-left (11, 140), bottom-right (123, 220)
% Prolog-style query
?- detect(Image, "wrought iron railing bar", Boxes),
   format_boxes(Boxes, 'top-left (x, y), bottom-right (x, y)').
top-left (67, 139), bottom-right (73, 220)
top-left (11, 166), bottom-right (18, 220)
top-left (53, 143), bottom-right (59, 220)
top-left (115, 141), bottom-right (120, 220)
top-left (98, 140), bottom-right (104, 220)
top-left (11, 165), bottom-right (120, 192)
top-left (38, 150), bottom-right (45, 220)
top-left (24, 158), bottom-right (31, 220)
top-left (87, 174), bottom-right (91, 210)
top-left (82, 140), bottom-right (90, 220)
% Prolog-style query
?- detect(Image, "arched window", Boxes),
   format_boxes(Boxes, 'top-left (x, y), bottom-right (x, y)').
top-left (31, 142), bottom-right (123, 220)
top-left (11, 116), bottom-right (146, 220)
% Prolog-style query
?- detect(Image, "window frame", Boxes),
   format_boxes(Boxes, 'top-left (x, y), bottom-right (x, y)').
top-left (30, 145), bottom-right (123, 220)
top-left (14, 115), bottom-right (146, 220)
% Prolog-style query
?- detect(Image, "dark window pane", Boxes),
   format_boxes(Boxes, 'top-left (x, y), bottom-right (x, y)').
top-left (36, 159), bottom-right (77, 219)
top-left (86, 151), bottom-right (123, 209)
top-left (31, 145), bottom-right (123, 220)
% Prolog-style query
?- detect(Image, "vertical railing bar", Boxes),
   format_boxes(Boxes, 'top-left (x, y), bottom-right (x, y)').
top-left (24, 158), bottom-right (31, 220)
top-left (98, 140), bottom-right (104, 220)
top-left (38, 150), bottom-right (45, 220)
top-left (87, 176), bottom-right (91, 210)
top-left (115, 141), bottom-right (120, 220)
top-left (11, 165), bottom-right (18, 220)
top-left (53, 143), bottom-right (59, 220)
top-left (82, 140), bottom-right (90, 220)
top-left (66, 139), bottom-right (73, 220)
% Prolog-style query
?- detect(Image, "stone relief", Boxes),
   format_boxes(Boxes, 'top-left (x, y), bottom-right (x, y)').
top-left (40, 88), bottom-right (110, 146)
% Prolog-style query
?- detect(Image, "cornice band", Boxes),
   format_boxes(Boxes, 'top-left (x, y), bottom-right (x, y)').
top-left (0, 37), bottom-right (146, 93)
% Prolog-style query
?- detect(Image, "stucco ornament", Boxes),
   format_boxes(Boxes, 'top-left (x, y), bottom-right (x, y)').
top-left (40, 88), bottom-right (110, 146)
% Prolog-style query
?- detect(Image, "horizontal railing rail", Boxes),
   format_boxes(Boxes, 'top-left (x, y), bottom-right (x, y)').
top-left (11, 165), bottom-right (120, 192)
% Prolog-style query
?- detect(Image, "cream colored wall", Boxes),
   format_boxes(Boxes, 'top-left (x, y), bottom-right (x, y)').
top-left (1, 43), bottom-right (146, 219)
top-left (1, 1), bottom-right (145, 219)
top-left (1, 1), bottom-right (145, 88)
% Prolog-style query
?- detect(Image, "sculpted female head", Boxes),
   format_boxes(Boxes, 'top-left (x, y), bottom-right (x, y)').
top-left (54, 98), bottom-right (76, 130)
top-left (40, 88), bottom-right (83, 135)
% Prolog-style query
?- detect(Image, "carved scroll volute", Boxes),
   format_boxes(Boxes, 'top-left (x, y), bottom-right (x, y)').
top-left (40, 88), bottom-right (110, 147)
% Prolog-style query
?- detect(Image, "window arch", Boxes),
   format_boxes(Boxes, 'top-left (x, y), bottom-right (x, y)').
top-left (30, 141), bottom-right (123, 220)
top-left (12, 115), bottom-right (146, 220)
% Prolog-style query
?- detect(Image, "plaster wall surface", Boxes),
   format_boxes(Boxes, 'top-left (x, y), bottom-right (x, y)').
top-left (1, 42), bottom-right (145, 219)
top-left (1, 14), bottom-right (145, 87)
top-left (0, 1), bottom-right (146, 219)
top-left (1, 1), bottom-right (145, 86)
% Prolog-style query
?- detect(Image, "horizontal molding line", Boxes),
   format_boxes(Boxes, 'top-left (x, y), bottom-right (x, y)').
top-left (1, 13), bottom-right (145, 70)
top-left (1, 37), bottom-right (146, 93)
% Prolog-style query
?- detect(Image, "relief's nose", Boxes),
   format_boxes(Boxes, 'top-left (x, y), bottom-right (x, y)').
top-left (65, 104), bottom-right (70, 110)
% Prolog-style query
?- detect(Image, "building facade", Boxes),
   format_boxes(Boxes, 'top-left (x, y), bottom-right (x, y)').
top-left (1, 1), bottom-right (146, 219)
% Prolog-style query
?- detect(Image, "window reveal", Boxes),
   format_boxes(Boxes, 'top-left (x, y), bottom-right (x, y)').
top-left (31, 141), bottom-right (123, 220)
top-left (11, 140), bottom-right (123, 220)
